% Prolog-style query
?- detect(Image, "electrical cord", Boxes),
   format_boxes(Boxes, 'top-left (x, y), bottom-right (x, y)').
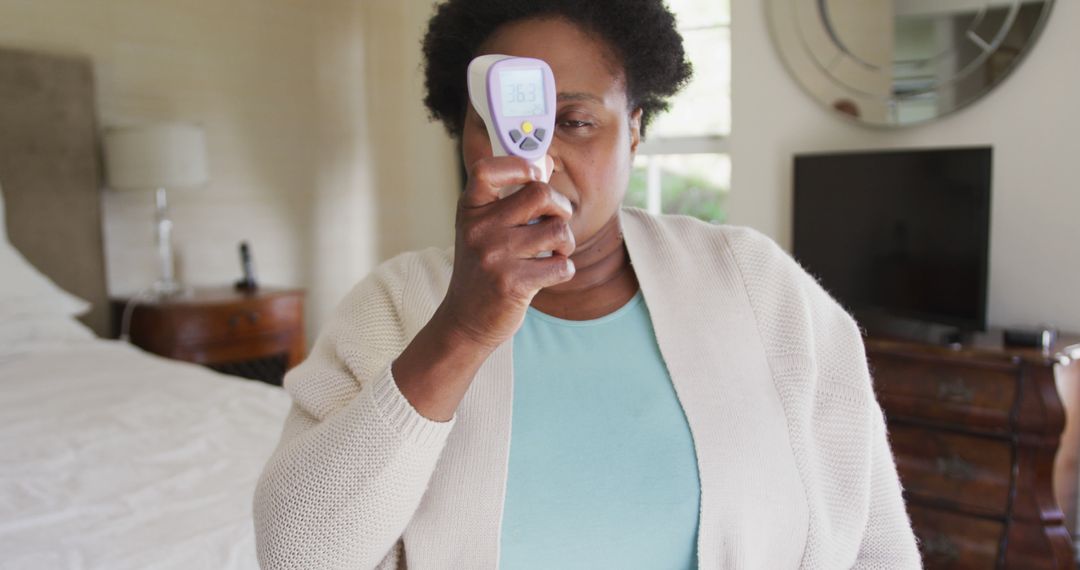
top-left (119, 287), bottom-right (159, 343)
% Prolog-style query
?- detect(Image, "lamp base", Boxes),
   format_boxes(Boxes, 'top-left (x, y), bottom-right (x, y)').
top-left (151, 279), bottom-right (192, 300)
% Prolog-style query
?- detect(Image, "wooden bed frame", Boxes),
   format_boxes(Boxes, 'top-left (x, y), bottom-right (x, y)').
top-left (0, 46), bottom-right (109, 336)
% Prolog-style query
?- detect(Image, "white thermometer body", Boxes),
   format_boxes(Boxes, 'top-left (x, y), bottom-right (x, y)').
top-left (467, 54), bottom-right (556, 192)
top-left (467, 54), bottom-right (558, 257)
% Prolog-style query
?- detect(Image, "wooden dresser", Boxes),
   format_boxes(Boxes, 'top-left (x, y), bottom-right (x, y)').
top-left (111, 287), bottom-right (306, 386)
top-left (866, 332), bottom-right (1080, 569)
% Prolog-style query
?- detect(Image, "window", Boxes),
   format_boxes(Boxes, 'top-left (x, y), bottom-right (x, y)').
top-left (623, 0), bottom-right (731, 223)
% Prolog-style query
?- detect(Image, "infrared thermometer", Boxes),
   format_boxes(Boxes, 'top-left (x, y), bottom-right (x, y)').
top-left (467, 54), bottom-right (556, 194)
top-left (467, 55), bottom-right (558, 257)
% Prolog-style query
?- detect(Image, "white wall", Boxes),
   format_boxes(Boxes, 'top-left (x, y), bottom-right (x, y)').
top-left (362, 2), bottom-right (460, 263)
top-left (731, 0), bottom-right (1080, 333)
top-left (0, 0), bottom-right (457, 342)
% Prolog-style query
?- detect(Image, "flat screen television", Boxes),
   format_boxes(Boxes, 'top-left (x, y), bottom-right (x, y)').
top-left (792, 146), bottom-right (992, 334)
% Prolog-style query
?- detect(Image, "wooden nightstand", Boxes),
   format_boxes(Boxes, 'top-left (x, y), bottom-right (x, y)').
top-left (110, 287), bottom-right (306, 386)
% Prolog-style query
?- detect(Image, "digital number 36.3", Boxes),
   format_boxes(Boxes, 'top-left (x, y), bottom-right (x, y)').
top-left (507, 83), bottom-right (537, 103)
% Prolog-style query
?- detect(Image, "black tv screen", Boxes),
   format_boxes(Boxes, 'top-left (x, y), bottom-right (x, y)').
top-left (792, 147), bottom-right (992, 332)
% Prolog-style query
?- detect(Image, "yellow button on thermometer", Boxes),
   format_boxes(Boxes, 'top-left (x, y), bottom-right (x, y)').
top-left (521, 121), bottom-right (534, 134)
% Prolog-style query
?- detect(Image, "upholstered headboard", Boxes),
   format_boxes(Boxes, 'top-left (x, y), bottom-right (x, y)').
top-left (0, 46), bottom-right (109, 336)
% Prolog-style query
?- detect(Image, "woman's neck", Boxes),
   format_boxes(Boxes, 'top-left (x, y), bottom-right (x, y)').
top-left (530, 213), bottom-right (640, 320)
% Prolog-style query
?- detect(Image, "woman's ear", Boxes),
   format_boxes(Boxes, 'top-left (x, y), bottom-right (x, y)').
top-left (628, 107), bottom-right (643, 155)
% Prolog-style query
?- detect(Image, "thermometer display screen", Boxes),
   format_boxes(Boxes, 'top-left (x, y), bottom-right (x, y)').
top-left (499, 68), bottom-right (546, 117)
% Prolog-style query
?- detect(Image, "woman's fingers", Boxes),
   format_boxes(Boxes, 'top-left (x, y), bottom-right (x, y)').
top-left (514, 253), bottom-right (576, 291)
top-left (461, 155), bottom-right (544, 209)
top-left (442, 152), bottom-right (574, 351)
top-left (496, 181), bottom-right (573, 227)
top-left (508, 215), bottom-right (576, 259)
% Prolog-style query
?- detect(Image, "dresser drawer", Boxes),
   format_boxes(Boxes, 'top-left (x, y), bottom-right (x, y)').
top-left (890, 423), bottom-right (1013, 516)
top-left (869, 352), bottom-right (1019, 429)
top-left (114, 288), bottom-right (306, 385)
top-left (166, 294), bottom-right (302, 343)
top-left (173, 332), bottom-right (297, 366)
top-left (909, 504), bottom-right (1004, 569)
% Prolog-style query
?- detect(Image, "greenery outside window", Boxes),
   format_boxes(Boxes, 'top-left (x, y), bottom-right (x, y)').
top-left (624, 0), bottom-right (731, 224)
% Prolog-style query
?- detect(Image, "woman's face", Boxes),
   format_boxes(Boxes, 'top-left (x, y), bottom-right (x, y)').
top-left (461, 17), bottom-right (642, 252)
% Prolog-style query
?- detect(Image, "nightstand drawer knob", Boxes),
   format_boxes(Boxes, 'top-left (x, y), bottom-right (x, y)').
top-left (919, 532), bottom-right (960, 562)
top-left (936, 377), bottom-right (974, 403)
top-left (935, 454), bottom-right (976, 481)
top-left (228, 311), bottom-right (262, 328)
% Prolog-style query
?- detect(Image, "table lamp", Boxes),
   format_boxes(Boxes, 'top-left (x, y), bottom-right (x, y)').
top-left (103, 123), bottom-right (208, 297)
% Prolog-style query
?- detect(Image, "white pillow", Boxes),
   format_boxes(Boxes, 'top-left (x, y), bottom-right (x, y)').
top-left (0, 313), bottom-right (97, 351)
top-left (0, 180), bottom-right (92, 319)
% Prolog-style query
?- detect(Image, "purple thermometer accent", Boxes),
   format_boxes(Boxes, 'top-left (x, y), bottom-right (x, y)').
top-left (485, 57), bottom-right (556, 161)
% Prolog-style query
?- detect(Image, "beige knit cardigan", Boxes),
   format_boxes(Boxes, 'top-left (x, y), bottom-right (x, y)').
top-left (253, 206), bottom-right (922, 569)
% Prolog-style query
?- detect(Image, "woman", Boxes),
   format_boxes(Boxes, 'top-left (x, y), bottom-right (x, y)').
top-left (254, 1), bottom-right (921, 568)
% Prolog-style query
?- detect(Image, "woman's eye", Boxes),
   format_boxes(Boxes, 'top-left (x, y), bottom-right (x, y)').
top-left (559, 119), bottom-right (592, 129)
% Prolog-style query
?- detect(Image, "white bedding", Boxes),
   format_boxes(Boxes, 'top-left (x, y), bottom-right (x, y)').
top-left (0, 334), bottom-right (292, 569)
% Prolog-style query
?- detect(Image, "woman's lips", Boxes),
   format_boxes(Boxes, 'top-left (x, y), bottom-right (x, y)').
top-left (551, 191), bottom-right (574, 216)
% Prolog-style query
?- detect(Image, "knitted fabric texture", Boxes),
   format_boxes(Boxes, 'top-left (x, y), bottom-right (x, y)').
top-left (253, 207), bottom-right (922, 569)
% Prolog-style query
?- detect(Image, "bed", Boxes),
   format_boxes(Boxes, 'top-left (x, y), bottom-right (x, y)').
top-left (0, 47), bottom-right (292, 569)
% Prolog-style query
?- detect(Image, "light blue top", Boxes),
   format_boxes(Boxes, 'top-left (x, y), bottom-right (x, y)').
top-left (499, 290), bottom-right (701, 569)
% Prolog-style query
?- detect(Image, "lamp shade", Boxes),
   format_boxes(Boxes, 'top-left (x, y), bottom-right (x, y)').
top-left (103, 123), bottom-right (209, 190)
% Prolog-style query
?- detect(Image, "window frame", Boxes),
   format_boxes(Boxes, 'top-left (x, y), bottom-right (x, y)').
top-left (630, 11), bottom-right (731, 218)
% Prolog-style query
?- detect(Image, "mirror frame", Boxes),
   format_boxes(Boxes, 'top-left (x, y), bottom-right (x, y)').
top-left (766, 0), bottom-right (1056, 127)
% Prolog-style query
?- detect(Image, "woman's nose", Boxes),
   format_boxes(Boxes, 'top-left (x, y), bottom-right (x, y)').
top-left (547, 140), bottom-right (564, 173)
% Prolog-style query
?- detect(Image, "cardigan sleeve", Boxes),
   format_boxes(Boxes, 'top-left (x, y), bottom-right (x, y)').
top-left (253, 260), bottom-right (456, 569)
top-left (853, 401), bottom-right (924, 569)
top-left (803, 280), bottom-right (922, 569)
top-left (720, 224), bottom-right (921, 568)
top-left (780, 244), bottom-right (923, 568)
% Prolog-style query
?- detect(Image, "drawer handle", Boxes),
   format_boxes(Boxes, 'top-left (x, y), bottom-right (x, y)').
top-left (228, 311), bottom-right (262, 328)
top-left (936, 377), bottom-right (973, 403)
top-left (935, 454), bottom-right (976, 481)
top-left (919, 532), bottom-right (960, 562)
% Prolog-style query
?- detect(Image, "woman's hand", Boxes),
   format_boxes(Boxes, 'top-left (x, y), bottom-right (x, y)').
top-left (439, 155), bottom-right (575, 350)
top-left (389, 155), bottom-right (572, 422)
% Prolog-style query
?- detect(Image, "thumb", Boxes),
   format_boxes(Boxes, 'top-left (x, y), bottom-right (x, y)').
top-left (542, 154), bottom-right (555, 183)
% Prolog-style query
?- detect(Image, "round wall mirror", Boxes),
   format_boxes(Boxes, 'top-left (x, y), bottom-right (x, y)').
top-left (766, 0), bottom-right (1055, 127)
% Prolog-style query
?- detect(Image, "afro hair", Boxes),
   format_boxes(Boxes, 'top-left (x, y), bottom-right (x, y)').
top-left (421, 0), bottom-right (693, 139)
